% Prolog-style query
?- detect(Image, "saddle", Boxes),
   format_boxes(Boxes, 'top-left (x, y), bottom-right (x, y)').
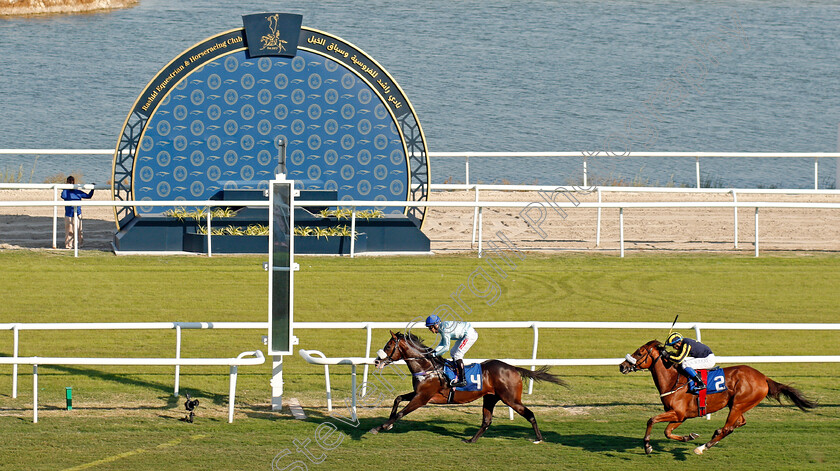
top-left (442, 362), bottom-right (482, 392)
top-left (690, 367), bottom-right (727, 415)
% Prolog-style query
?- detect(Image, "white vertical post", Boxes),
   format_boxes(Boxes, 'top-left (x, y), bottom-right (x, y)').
top-left (350, 364), bottom-right (358, 423)
top-left (583, 158), bottom-right (588, 187)
top-left (754, 207), bottom-right (759, 257)
top-left (361, 324), bottom-right (371, 397)
top-left (207, 209), bottom-right (212, 257)
top-left (596, 188), bottom-right (602, 247)
top-left (836, 122), bottom-right (840, 189)
top-left (695, 157), bottom-right (701, 189)
top-left (815, 158), bottom-right (819, 190)
top-left (33, 364), bottom-right (38, 423)
top-left (528, 323), bottom-right (539, 395)
top-left (228, 365), bottom-right (238, 423)
top-left (350, 209), bottom-right (356, 258)
top-left (174, 325), bottom-right (182, 397)
top-left (12, 324), bottom-right (18, 398)
top-left (471, 187), bottom-right (480, 248)
top-left (465, 156), bottom-right (470, 186)
top-left (73, 212), bottom-right (78, 258)
top-left (271, 355), bottom-right (283, 411)
top-left (619, 207), bottom-right (625, 258)
top-left (732, 190), bottom-right (739, 249)
top-left (477, 206), bottom-right (484, 258)
top-left (52, 187), bottom-right (59, 249)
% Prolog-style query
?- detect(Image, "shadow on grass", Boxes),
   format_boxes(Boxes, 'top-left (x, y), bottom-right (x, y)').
top-left (37, 365), bottom-right (228, 407)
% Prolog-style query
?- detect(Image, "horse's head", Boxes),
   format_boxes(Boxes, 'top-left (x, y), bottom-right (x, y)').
top-left (374, 330), bottom-right (432, 369)
top-left (374, 331), bottom-right (403, 369)
top-left (619, 340), bottom-right (663, 374)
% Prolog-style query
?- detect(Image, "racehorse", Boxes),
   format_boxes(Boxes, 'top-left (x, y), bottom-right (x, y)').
top-left (620, 340), bottom-right (816, 455)
top-left (369, 331), bottom-right (567, 443)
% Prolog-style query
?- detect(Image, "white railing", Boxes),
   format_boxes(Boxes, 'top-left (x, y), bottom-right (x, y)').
top-left (5, 197), bottom-right (840, 257)
top-left (1, 321), bottom-right (265, 399)
top-left (293, 321), bottom-right (840, 421)
top-left (429, 151), bottom-right (840, 189)
top-left (427, 184), bottom-right (840, 252)
top-left (3, 321), bottom-right (838, 423)
top-left (0, 351), bottom-right (264, 423)
top-left (3, 149), bottom-right (840, 189)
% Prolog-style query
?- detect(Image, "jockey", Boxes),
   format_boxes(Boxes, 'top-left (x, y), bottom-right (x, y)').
top-left (425, 315), bottom-right (478, 388)
top-left (664, 332), bottom-right (716, 392)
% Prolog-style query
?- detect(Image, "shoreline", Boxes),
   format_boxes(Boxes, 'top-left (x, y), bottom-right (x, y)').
top-left (0, 0), bottom-right (137, 17)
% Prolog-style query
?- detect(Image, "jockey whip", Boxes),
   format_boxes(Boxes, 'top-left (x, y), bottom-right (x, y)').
top-left (667, 315), bottom-right (679, 336)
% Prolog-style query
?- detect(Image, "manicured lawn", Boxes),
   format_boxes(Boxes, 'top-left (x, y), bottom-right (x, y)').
top-left (1, 250), bottom-right (838, 469)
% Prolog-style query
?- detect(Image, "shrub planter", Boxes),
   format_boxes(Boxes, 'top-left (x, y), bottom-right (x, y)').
top-left (183, 231), bottom-right (367, 255)
top-left (183, 231), bottom-right (268, 254)
top-left (295, 233), bottom-right (367, 255)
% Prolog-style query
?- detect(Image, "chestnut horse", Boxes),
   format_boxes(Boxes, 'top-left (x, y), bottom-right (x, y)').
top-left (620, 340), bottom-right (816, 455)
top-left (369, 331), bottom-right (567, 443)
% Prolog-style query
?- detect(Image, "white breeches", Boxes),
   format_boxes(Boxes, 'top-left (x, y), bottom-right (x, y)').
top-left (684, 354), bottom-right (716, 370)
top-left (449, 328), bottom-right (478, 361)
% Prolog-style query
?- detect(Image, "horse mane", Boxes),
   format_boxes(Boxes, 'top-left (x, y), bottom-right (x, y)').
top-left (397, 331), bottom-right (446, 366)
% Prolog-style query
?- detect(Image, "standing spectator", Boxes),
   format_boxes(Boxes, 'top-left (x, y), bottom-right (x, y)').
top-left (61, 176), bottom-right (94, 249)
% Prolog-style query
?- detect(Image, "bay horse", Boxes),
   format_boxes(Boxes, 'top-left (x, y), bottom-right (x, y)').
top-left (620, 340), bottom-right (816, 455)
top-left (369, 331), bottom-right (567, 443)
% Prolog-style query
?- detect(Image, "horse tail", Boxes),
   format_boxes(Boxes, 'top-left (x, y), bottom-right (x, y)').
top-left (515, 366), bottom-right (569, 388)
top-left (765, 378), bottom-right (817, 411)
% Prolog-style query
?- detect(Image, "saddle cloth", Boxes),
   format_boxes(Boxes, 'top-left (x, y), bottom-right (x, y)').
top-left (443, 362), bottom-right (483, 391)
top-left (688, 367), bottom-right (727, 395)
top-left (691, 367), bottom-right (726, 415)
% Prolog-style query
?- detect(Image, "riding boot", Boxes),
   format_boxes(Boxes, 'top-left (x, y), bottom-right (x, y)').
top-left (683, 366), bottom-right (704, 392)
top-left (451, 359), bottom-right (467, 388)
top-left (691, 374), bottom-right (706, 391)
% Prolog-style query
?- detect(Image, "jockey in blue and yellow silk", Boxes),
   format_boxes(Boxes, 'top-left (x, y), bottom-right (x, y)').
top-left (664, 332), bottom-right (716, 392)
top-left (425, 315), bottom-right (478, 388)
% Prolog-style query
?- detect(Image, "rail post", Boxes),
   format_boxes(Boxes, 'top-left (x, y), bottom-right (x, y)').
top-left (12, 324), bottom-right (19, 398)
top-left (350, 209), bottom-right (357, 258)
top-left (362, 324), bottom-right (372, 397)
top-left (529, 322), bottom-right (539, 394)
top-left (755, 207), bottom-right (759, 257)
top-left (174, 324), bottom-right (182, 397)
top-left (619, 207), bottom-right (625, 258)
top-left (732, 190), bottom-right (739, 249)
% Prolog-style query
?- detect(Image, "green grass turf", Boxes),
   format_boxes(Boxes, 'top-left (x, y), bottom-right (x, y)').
top-left (0, 250), bottom-right (838, 470)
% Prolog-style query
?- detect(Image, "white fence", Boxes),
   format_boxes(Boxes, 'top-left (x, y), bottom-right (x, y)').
top-left (3, 321), bottom-right (839, 423)
top-left (4, 149), bottom-right (840, 189)
top-left (293, 321), bottom-right (840, 421)
top-left (5, 197), bottom-right (840, 258)
top-left (0, 351), bottom-right (264, 423)
top-left (0, 321), bottom-right (265, 423)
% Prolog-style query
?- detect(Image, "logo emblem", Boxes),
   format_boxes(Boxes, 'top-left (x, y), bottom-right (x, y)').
top-left (260, 14), bottom-right (288, 54)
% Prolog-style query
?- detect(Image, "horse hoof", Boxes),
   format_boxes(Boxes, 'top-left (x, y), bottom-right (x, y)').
top-left (694, 445), bottom-right (706, 455)
top-left (369, 428), bottom-right (378, 435)
top-left (533, 440), bottom-right (543, 444)
top-left (644, 444), bottom-right (653, 455)
top-left (383, 424), bottom-right (393, 431)
top-left (688, 433), bottom-right (700, 441)
top-left (462, 439), bottom-right (474, 444)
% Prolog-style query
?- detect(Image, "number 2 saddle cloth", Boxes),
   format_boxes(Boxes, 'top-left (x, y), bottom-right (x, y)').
top-left (690, 367), bottom-right (727, 415)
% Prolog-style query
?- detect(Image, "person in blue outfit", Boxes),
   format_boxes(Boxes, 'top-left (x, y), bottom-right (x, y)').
top-left (425, 315), bottom-right (478, 387)
top-left (60, 176), bottom-right (94, 249)
top-left (664, 332), bottom-right (716, 392)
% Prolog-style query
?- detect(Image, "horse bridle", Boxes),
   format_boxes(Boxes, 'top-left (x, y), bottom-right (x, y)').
top-left (377, 334), bottom-right (430, 365)
top-left (625, 344), bottom-right (660, 372)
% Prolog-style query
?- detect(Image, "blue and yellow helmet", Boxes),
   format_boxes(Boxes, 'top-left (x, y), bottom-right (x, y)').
top-left (666, 332), bottom-right (683, 346)
top-left (425, 315), bottom-right (441, 327)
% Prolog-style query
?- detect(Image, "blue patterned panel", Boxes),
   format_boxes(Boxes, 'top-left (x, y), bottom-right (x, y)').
top-left (135, 49), bottom-right (408, 214)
